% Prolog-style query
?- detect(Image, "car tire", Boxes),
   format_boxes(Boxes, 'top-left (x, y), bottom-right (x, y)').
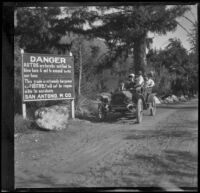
top-left (136, 98), bottom-right (143, 123)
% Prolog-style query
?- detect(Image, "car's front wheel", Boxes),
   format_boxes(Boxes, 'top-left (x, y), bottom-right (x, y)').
top-left (98, 104), bottom-right (107, 121)
top-left (136, 98), bottom-right (143, 123)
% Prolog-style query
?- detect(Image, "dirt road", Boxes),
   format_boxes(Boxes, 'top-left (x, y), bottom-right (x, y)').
top-left (15, 98), bottom-right (198, 189)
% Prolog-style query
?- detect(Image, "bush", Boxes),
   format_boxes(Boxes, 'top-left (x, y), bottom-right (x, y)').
top-left (75, 95), bottom-right (98, 119)
top-left (14, 114), bottom-right (33, 133)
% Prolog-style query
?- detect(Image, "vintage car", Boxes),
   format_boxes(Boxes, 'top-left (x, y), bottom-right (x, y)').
top-left (97, 86), bottom-right (156, 123)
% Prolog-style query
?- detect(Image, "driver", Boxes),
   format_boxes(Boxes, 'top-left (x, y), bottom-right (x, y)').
top-left (124, 73), bottom-right (136, 90)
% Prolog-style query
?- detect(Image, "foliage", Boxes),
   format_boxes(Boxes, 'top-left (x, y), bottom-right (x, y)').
top-left (187, 21), bottom-right (198, 53)
top-left (147, 38), bottom-right (198, 96)
top-left (14, 114), bottom-right (33, 133)
top-left (14, 36), bottom-right (22, 114)
top-left (66, 5), bottom-right (190, 73)
top-left (14, 7), bottom-right (109, 116)
top-left (15, 7), bottom-right (65, 53)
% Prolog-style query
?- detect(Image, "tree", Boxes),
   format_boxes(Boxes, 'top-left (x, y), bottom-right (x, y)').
top-left (14, 36), bottom-right (23, 114)
top-left (147, 38), bottom-right (196, 96)
top-left (67, 5), bottom-right (190, 74)
top-left (14, 7), bottom-right (98, 115)
top-left (59, 32), bottom-right (108, 98)
top-left (15, 7), bottom-right (69, 54)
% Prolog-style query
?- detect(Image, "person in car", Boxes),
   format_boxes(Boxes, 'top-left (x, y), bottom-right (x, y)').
top-left (134, 71), bottom-right (144, 93)
top-left (144, 72), bottom-right (155, 88)
top-left (143, 72), bottom-right (155, 101)
top-left (124, 73), bottom-right (136, 90)
top-left (135, 71), bottom-right (144, 87)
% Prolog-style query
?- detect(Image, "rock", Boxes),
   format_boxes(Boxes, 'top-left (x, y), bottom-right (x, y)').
top-left (179, 95), bottom-right (187, 102)
top-left (184, 95), bottom-right (189, 100)
top-left (164, 97), bottom-right (173, 103)
top-left (171, 95), bottom-right (179, 102)
top-left (35, 105), bottom-right (69, 131)
top-left (168, 97), bottom-right (174, 103)
top-left (154, 96), bottom-right (161, 104)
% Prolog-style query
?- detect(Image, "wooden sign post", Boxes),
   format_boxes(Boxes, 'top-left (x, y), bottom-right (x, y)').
top-left (21, 49), bottom-right (27, 119)
top-left (71, 99), bottom-right (75, 119)
top-left (69, 52), bottom-right (75, 119)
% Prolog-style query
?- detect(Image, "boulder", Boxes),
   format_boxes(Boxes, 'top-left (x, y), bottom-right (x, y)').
top-left (179, 95), bottom-right (187, 102)
top-left (165, 96), bottom-right (173, 103)
top-left (163, 99), bottom-right (169, 104)
top-left (154, 96), bottom-right (161, 104)
top-left (35, 105), bottom-right (69, 131)
top-left (171, 95), bottom-right (179, 103)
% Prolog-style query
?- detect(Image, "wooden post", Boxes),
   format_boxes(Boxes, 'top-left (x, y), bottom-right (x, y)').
top-left (69, 51), bottom-right (75, 119)
top-left (71, 99), bottom-right (75, 119)
top-left (22, 103), bottom-right (27, 119)
top-left (21, 49), bottom-right (27, 119)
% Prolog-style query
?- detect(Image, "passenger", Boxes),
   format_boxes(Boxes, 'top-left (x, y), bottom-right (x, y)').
top-left (134, 71), bottom-right (144, 93)
top-left (144, 72), bottom-right (155, 101)
top-left (144, 72), bottom-right (155, 88)
top-left (135, 71), bottom-right (144, 87)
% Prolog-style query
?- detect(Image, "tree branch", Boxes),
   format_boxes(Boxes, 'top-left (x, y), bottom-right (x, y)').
top-left (182, 15), bottom-right (196, 25)
top-left (176, 21), bottom-right (192, 35)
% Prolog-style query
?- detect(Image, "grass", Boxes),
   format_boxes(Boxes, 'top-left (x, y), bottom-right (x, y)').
top-left (14, 114), bottom-right (34, 133)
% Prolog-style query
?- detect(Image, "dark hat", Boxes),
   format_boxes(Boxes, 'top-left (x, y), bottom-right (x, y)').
top-left (128, 73), bottom-right (135, 78)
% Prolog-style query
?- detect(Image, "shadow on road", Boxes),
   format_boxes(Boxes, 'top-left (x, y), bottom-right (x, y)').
top-left (122, 149), bottom-right (197, 187)
top-left (157, 105), bottom-right (198, 109)
top-left (124, 128), bottom-right (197, 141)
top-left (76, 112), bottom-right (138, 124)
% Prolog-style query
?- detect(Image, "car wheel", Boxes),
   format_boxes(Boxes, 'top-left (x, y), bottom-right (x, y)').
top-left (98, 104), bottom-right (106, 121)
top-left (150, 96), bottom-right (156, 116)
top-left (136, 98), bottom-right (143, 123)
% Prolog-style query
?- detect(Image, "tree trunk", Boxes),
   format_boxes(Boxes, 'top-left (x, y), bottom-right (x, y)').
top-left (78, 44), bottom-right (82, 96)
top-left (133, 34), bottom-right (147, 74)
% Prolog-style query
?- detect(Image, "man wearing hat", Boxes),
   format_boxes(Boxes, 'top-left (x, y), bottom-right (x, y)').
top-left (124, 73), bottom-right (136, 90)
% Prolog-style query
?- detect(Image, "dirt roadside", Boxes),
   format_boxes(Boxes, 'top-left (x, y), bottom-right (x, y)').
top-left (15, 99), bottom-right (198, 188)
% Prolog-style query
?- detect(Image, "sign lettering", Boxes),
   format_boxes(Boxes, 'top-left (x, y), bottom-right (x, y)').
top-left (22, 53), bottom-right (74, 101)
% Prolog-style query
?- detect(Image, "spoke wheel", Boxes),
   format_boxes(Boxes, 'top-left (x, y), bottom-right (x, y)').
top-left (136, 98), bottom-right (143, 123)
top-left (150, 97), bottom-right (156, 116)
top-left (98, 104), bottom-right (106, 121)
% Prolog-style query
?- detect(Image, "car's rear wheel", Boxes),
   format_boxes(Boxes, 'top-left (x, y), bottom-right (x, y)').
top-left (150, 96), bottom-right (156, 116)
top-left (136, 98), bottom-right (143, 123)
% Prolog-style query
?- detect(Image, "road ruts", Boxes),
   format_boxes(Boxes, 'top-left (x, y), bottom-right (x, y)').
top-left (15, 99), bottom-right (198, 189)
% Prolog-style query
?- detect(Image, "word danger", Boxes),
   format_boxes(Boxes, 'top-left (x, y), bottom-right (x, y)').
top-left (30, 56), bottom-right (66, 64)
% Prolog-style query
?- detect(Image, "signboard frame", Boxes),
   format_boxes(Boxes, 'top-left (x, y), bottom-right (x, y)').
top-left (21, 50), bottom-right (75, 119)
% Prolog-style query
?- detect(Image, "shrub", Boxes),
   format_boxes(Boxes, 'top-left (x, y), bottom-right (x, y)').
top-left (14, 114), bottom-right (33, 133)
top-left (75, 95), bottom-right (98, 119)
